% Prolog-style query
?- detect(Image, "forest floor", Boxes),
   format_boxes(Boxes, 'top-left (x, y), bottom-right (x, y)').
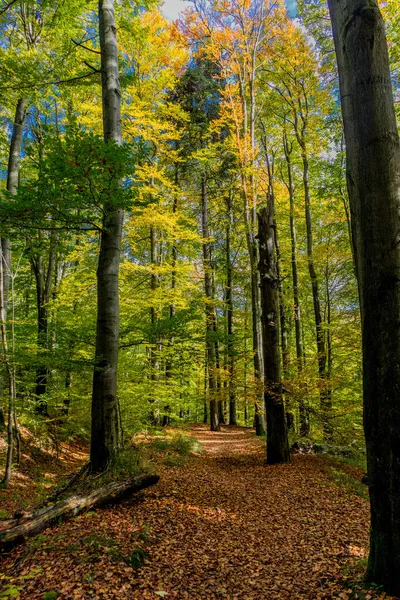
top-left (0, 425), bottom-right (391, 600)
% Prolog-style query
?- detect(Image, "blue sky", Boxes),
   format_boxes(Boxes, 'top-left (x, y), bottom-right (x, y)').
top-left (161, 0), bottom-right (297, 20)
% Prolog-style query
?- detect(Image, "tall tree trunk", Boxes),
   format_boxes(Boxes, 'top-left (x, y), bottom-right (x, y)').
top-left (258, 204), bottom-right (290, 465)
top-left (30, 237), bottom-right (56, 416)
top-left (0, 99), bottom-right (26, 429)
top-left (203, 347), bottom-right (208, 424)
top-left (90, 0), bottom-right (123, 473)
top-left (201, 174), bottom-right (219, 431)
top-left (0, 244), bottom-right (17, 487)
top-left (283, 132), bottom-right (309, 436)
top-left (238, 76), bottom-right (264, 436)
top-left (149, 224), bottom-right (161, 426)
top-left (244, 299), bottom-right (249, 426)
top-left (301, 146), bottom-right (332, 441)
top-left (264, 148), bottom-right (290, 381)
top-left (328, 0), bottom-right (400, 593)
top-left (2, 99), bottom-right (26, 313)
top-left (225, 192), bottom-right (236, 425)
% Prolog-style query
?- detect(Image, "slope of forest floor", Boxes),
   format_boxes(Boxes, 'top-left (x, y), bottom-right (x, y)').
top-left (0, 425), bottom-right (392, 600)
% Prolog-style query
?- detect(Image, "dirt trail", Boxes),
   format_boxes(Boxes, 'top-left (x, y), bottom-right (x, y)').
top-left (1, 426), bottom-right (374, 599)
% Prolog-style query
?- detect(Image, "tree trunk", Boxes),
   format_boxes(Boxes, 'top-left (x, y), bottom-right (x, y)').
top-left (0, 245), bottom-right (16, 488)
top-left (238, 75), bottom-right (264, 437)
top-left (149, 224), bottom-right (161, 426)
top-left (283, 132), bottom-right (309, 436)
top-left (328, 0), bottom-right (400, 593)
top-left (201, 174), bottom-right (219, 431)
top-left (225, 192), bottom-right (236, 425)
top-left (30, 237), bottom-right (57, 416)
top-left (301, 147), bottom-right (332, 441)
top-left (258, 205), bottom-right (290, 465)
top-left (2, 99), bottom-right (26, 312)
top-left (0, 473), bottom-right (160, 551)
top-left (90, 0), bottom-right (123, 473)
top-left (203, 348), bottom-right (208, 424)
top-left (0, 99), bottom-right (26, 429)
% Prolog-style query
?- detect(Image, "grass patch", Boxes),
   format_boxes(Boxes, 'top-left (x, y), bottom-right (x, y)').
top-left (339, 558), bottom-right (386, 599)
top-left (149, 432), bottom-right (202, 456)
top-left (327, 465), bottom-right (369, 500)
top-left (145, 432), bottom-right (202, 468)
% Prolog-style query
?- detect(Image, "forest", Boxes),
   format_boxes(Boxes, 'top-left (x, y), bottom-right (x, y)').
top-left (0, 0), bottom-right (399, 598)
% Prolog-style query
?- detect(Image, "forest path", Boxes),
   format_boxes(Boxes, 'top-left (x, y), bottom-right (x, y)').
top-left (1, 425), bottom-right (374, 599)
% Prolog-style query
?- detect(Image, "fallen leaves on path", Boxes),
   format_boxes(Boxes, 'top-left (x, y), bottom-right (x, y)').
top-left (0, 426), bottom-right (391, 599)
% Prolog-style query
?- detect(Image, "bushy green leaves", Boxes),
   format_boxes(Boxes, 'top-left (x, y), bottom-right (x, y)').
top-left (0, 129), bottom-right (143, 236)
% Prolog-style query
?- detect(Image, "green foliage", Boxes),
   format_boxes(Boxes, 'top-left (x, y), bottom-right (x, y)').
top-left (149, 433), bottom-right (202, 456)
top-left (124, 548), bottom-right (148, 568)
top-left (0, 586), bottom-right (22, 599)
top-left (327, 466), bottom-right (368, 501)
top-left (42, 593), bottom-right (58, 600)
top-left (0, 129), bottom-right (140, 237)
top-left (109, 446), bottom-right (147, 477)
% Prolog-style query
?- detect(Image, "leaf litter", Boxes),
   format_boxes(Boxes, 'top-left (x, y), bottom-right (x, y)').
top-left (0, 425), bottom-right (392, 600)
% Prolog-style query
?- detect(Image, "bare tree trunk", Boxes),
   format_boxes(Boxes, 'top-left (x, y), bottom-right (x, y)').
top-left (149, 224), bottom-right (161, 426)
top-left (225, 192), bottom-right (236, 425)
top-left (0, 99), bottom-right (26, 429)
top-left (2, 99), bottom-right (26, 312)
top-left (301, 148), bottom-right (332, 441)
top-left (283, 133), bottom-right (309, 436)
top-left (328, 0), bottom-right (400, 593)
top-left (201, 174), bottom-right (219, 431)
top-left (265, 149), bottom-right (290, 381)
top-left (244, 299), bottom-right (249, 427)
top-left (258, 203), bottom-right (290, 465)
top-left (203, 347), bottom-right (208, 424)
top-left (238, 76), bottom-right (264, 436)
top-left (90, 0), bottom-right (123, 472)
top-left (0, 246), bottom-right (17, 488)
top-left (30, 237), bottom-right (56, 416)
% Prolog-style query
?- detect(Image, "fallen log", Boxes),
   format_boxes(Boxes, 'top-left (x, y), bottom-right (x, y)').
top-left (0, 472), bottom-right (159, 551)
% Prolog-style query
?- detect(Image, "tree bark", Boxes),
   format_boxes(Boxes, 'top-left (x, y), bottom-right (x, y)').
top-left (30, 236), bottom-right (57, 416)
top-left (283, 132), bottom-right (309, 436)
top-left (225, 192), bottom-right (236, 425)
top-left (0, 473), bottom-right (160, 551)
top-left (2, 99), bottom-right (26, 313)
top-left (258, 204), bottom-right (290, 465)
top-left (328, 0), bottom-right (400, 593)
top-left (90, 0), bottom-right (123, 473)
top-left (201, 174), bottom-right (219, 431)
top-left (301, 146), bottom-right (332, 441)
top-left (0, 99), bottom-right (26, 429)
top-left (149, 224), bottom-right (161, 426)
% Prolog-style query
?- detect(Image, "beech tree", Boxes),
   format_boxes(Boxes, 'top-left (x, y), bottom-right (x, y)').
top-left (258, 199), bottom-right (290, 464)
top-left (328, 0), bottom-right (400, 594)
top-left (90, 0), bottom-right (123, 473)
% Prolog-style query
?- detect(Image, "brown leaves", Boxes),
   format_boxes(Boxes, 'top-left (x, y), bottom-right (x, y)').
top-left (0, 425), bottom-right (392, 600)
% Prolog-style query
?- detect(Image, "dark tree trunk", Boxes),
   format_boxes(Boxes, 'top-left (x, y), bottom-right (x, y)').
top-left (149, 224), bottom-right (161, 426)
top-left (328, 0), bottom-right (400, 593)
top-left (225, 192), bottom-right (237, 425)
top-left (258, 204), bottom-right (290, 465)
top-left (90, 0), bottom-right (123, 472)
top-left (201, 174), bottom-right (219, 431)
top-left (166, 162), bottom-right (179, 382)
top-left (30, 237), bottom-right (57, 416)
top-left (203, 348), bottom-right (208, 424)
